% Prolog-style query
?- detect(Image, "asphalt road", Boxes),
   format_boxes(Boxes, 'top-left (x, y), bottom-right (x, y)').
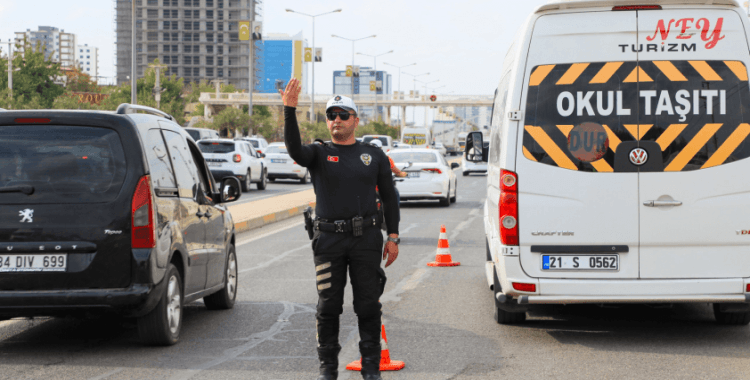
top-left (2, 172), bottom-right (750, 379)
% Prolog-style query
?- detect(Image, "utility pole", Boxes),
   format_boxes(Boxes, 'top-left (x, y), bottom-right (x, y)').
top-left (149, 63), bottom-right (167, 108)
top-left (248, 1), bottom-right (255, 121)
top-left (131, 0), bottom-right (137, 104)
top-left (7, 39), bottom-right (12, 101)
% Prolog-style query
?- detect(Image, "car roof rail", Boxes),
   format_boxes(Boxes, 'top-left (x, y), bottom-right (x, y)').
top-left (116, 103), bottom-right (174, 121)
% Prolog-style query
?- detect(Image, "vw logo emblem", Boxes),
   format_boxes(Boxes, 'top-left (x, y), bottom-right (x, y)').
top-left (629, 148), bottom-right (648, 166)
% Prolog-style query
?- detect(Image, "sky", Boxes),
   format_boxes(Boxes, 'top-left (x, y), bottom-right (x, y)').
top-left (0, 0), bottom-right (551, 94)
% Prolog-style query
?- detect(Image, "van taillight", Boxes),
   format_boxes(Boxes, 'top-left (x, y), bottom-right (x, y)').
top-left (612, 5), bottom-right (661, 11)
top-left (233, 154), bottom-right (242, 162)
top-left (512, 282), bottom-right (536, 292)
top-left (499, 169), bottom-right (519, 246)
top-left (131, 175), bottom-right (155, 249)
top-left (747, 284), bottom-right (750, 292)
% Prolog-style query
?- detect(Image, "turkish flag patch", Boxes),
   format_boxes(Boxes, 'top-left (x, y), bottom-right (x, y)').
top-left (327, 156), bottom-right (339, 162)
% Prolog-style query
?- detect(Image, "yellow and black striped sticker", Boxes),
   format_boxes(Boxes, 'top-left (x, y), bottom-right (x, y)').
top-left (523, 60), bottom-right (750, 172)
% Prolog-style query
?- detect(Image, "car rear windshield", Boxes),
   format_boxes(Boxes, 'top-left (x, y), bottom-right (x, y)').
top-left (266, 146), bottom-right (288, 154)
top-left (389, 152), bottom-right (438, 163)
top-left (0, 125), bottom-right (127, 204)
top-left (363, 136), bottom-right (389, 146)
top-left (198, 141), bottom-right (235, 153)
top-left (186, 129), bottom-right (201, 141)
top-left (523, 60), bottom-right (750, 172)
top-left (246, 140), bottom-right (260, 148)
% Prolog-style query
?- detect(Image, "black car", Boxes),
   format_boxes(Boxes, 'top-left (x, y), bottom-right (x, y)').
top-left (0, 104), bottom-right (242, 346)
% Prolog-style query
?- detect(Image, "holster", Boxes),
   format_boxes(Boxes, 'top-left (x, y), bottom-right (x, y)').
top-left (303, 206), bottom-right (315, 240)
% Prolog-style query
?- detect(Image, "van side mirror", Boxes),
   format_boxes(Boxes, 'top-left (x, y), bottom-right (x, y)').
top-left (218, 177), bottom-right (242, 203)
top-left (465, 131), bottom-right (487, 162)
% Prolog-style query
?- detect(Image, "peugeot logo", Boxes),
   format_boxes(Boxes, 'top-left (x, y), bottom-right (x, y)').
top-left (629, 148), bottom-right (648, 166)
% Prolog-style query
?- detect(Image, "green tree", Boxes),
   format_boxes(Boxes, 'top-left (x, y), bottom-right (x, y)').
top-left (300, 121), bottom-right (330, 142)
top-left (101, 59), bottom-right (187, 124)
top-left (0, 41), bottom-right (64, 109)
top-left (213, 106), bottom-right (249, 137)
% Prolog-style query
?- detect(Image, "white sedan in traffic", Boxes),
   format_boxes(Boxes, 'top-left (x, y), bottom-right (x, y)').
top-left (388, 149), bottom-right (458, 207)
top-left (265, 144), bottom-right (311, 183)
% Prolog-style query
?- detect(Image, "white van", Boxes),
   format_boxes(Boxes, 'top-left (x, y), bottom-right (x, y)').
top-left (401, 127), bottom-right (432, 149)
top-left (467, 0), bottom-right (750, 325)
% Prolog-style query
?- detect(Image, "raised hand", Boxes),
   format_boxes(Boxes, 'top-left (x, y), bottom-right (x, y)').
top-left (279, 77), bottom-right (301, 108)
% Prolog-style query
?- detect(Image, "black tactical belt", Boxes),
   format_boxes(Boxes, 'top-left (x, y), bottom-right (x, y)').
top-left (314, 214), bottom-right (379, 233)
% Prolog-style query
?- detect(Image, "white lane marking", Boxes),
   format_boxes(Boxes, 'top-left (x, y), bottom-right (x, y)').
top-left (236, 219), bottom-right (305, 247)
top-left (238, 243), bottom-right (309, 274)
top-left (381, 208), bottom-right (482, 304)
top-left (167, 302), bottom-right (304, 380)
top-left (87, 368), bottom-right (124, 380)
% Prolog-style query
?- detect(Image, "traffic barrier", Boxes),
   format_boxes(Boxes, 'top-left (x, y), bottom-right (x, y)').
top-left (346, 318), bottom-right (405, 372)
top-left (427, 225), bottom-right (460, 267)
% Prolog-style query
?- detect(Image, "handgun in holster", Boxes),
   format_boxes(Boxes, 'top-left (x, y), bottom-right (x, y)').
top-left (303, 206), bottom-right (315, 240)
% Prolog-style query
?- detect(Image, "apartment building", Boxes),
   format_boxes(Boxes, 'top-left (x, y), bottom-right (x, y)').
top-left (14, 26), bottom-right (77, 69)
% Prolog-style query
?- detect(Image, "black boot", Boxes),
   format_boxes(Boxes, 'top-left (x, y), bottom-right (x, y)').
top-left (316, 345), bottom-right (340, 380)
top-left (359, 343), bottom-right (382, 380)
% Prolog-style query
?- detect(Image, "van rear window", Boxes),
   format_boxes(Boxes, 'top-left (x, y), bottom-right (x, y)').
top-left (0, 125), bottom-right (127, 204)
top-left (363, 136), bottom-right (389, 146)
top-left (522, 60), bottom-right (750, 172)
top-left (198, 141), bottom-right (235, 153)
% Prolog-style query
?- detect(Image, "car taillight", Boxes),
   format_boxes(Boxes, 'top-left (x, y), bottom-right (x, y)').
top-left (612, 5), bottom-right (661, 10)
top-left (422, 168), bottom-right (442, 174)
top-left (747, 284), bottom-right (750, 292)
top-left (233, 154), bottom-right (242, 162)
top-left (499, 169), bottom-right (519, 246)
top-left (131, 175), bottom-right (155, 249)
top-left (512, 282), bottom-right (536, 292)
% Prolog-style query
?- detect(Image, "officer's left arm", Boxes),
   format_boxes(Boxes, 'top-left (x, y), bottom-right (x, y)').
top-left (377, 151), bottom-right (400, 267)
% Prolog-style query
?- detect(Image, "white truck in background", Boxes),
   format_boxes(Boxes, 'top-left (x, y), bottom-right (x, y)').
top-left (457, 132), bottom-right (469, 153)
top-left (432, 119), bottom-right (459, 155)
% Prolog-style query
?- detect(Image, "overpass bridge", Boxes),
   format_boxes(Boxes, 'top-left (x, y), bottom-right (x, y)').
top-left (199, 92), bottom-right (494, 128)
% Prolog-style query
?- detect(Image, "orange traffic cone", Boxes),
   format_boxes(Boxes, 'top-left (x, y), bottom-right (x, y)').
top-left (428, 225), bottom-right (460, 267)
top-left (346, 319), bottom-right (405, 372)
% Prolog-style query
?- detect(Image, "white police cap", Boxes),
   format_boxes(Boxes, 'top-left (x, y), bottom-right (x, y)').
top-left (326, 95), bottom-right (358, 115)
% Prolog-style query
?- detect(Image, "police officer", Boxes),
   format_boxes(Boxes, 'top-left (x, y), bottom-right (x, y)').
top-left (280, 78), bottom-right (400, 380)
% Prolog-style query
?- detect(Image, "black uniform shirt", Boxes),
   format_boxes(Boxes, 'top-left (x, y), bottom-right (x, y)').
top-left (284, 106), bottom-right (399, 235)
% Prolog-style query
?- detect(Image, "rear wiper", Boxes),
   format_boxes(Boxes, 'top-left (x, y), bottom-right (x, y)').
top-left (0, 185), bottom-right (34, 195)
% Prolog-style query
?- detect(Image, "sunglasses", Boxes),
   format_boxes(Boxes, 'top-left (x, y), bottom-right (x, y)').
top-left (326, 111), bottom-right (354, 121)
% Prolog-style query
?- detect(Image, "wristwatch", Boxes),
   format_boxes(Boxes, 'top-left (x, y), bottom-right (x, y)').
top-left (387, 236), bottom-right (400, 245)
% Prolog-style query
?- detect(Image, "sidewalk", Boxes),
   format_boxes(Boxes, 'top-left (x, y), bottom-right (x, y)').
top-left (228, 189), bottom-right (316, 233)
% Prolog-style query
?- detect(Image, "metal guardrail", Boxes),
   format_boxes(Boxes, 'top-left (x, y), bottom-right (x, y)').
top-left (198, 93), bottom-right (493, 107)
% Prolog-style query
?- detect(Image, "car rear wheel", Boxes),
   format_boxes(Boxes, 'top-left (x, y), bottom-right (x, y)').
top-left (439, 185), bottom-right (451, 207)
top-left (450, 181), bottom-right (457, 203)
top-left (300, 170), bottom-right (309, 184)
top-left (204, 246), bottom-right (238, 310)
top-left (241, 170), bottom-right (251, 192)
top-left (256, 168), bottom-right (267, 190)
top-left (137, 264), bottom-right (183, 346)
top-left (713, 304), bottom-right (750, 325)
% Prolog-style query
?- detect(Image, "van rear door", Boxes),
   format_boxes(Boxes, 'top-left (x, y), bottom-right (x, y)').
top-left (636, 8), bottom-right (750, 278)
top-left (518, 10), bottom-right (640, 279)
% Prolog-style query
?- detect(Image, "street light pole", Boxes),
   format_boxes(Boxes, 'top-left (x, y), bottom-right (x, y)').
top-left (356, 50), bottom-right (392, 122)
top-left (131, 0), bottom-right (137, 104)
top-left (332, 34), bottom-right (376, 99)
top-left (383, 61), bottom-right (416, 126)
top-left (286, 8), bottom-right (342, 123)
top-left (403, 72), bottom-right (429, 124)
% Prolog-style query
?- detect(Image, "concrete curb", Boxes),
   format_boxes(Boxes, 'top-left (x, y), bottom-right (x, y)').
top-left (233, 201), bottom-right (316, 234)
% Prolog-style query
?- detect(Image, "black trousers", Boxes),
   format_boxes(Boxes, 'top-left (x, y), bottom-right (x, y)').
top-left (312, 227), bottom-right (386, 350)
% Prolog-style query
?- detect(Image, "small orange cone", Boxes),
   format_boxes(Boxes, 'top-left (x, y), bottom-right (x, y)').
top-left (346, 319), bottom-right (405, 372)
top-left (428, 225), bottom-right (460, 267)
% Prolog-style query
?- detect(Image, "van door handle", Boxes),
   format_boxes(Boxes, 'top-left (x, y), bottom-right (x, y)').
top-left (643, 200), bottom-right (683, 207)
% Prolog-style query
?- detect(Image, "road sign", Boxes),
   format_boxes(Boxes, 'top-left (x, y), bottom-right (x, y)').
top-left (430, 95), bottom-right (437, 102)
